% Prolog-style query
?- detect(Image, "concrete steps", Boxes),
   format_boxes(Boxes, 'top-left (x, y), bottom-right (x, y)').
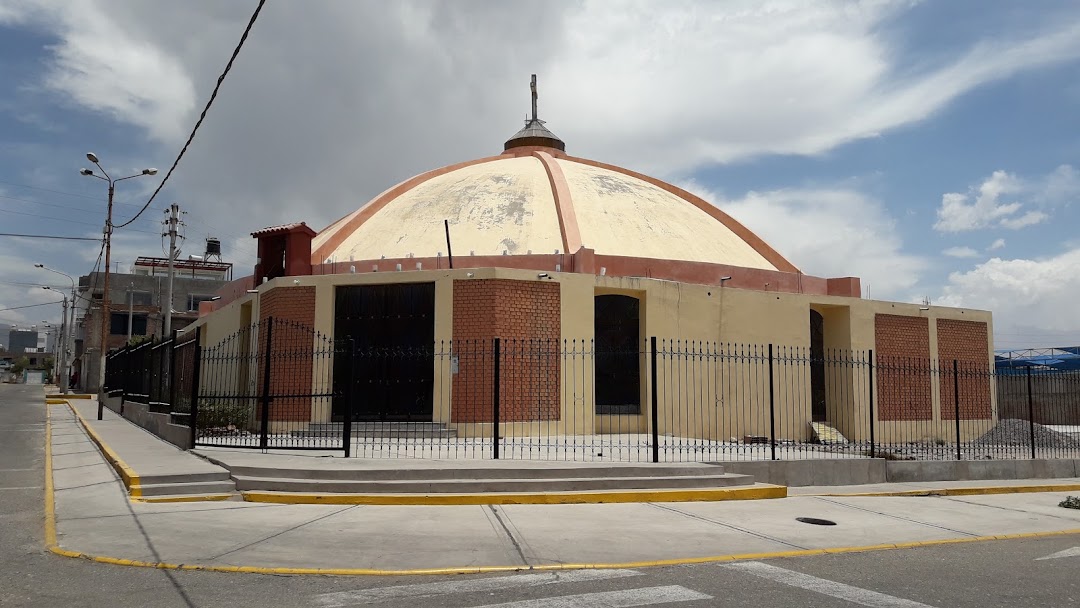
top-left (133, 471), bottom-right (237, 497)
top-left (209, 461), bottom-right (754, 495)
top-left (231, 473), bottom-right (753, 494)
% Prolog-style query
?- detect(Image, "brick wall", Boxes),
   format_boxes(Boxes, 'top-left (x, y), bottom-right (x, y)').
top-left (937, 319), bottom-right (992, 420)
top-left (875, 314), bottom-right (932, 421)
top-left (451, 279), bottom-right (561, 423)
top-left (258, 286), bottom-right (317, 422)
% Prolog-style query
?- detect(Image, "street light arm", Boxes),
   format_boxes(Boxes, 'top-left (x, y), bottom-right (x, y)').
top-left (115, 171), bottom-right (157, 183)
top-left (91, 160), bottom-right (111, 182)
top-left (34, 265), bottom-right (76, 291)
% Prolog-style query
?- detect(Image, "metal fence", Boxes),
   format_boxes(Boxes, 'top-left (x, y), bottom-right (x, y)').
top-left (102, 319), bottom-right (1080, 462)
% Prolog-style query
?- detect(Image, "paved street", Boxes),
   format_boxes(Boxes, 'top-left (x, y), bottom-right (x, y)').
top-left (4, 383), bottom-right (1080, 607)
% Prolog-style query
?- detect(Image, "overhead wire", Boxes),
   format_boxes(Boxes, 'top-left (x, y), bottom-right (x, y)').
top-left (0, 233), bottom-right (100, 241)
top-left (115, 0), bottom-right (267, 229)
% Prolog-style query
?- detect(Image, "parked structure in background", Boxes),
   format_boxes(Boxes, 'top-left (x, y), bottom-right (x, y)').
top-left (75, 240), bottom-right (232, 394)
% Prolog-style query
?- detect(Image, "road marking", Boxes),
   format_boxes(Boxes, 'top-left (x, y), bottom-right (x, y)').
top-left (1036, 546), bottom-right (1080, 561)
top-left (726, 561), bottom-right (936, 607)
top-left (470, 586), bottom-right (711, 608)
top-left (0, 486), bottom-right (41, 490)
top-left (313, 569), bottom-right (643, 606)
top-left (0, 468), bottom-right (38, 472)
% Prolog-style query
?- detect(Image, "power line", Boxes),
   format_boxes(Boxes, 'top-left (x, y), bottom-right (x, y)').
top-left (0, 207), bottom-right (161, 236)
top-left (0, 233), bottom-right (100, 241)
top-left (0, 193), bottom-right (161, 228)
top-left (0, 300), bottom-right (65, 313)
top-left (0, 179), bottom-right (104, 201)
top-left (116, 0), bottom-right (267, 229)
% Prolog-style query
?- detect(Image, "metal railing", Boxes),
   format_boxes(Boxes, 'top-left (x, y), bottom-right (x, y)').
top-left (102, 322), bottom-right (1080, 462)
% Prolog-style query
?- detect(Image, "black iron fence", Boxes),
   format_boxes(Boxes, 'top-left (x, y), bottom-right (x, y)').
top-left (102, 320), bottom-right (1080, 462)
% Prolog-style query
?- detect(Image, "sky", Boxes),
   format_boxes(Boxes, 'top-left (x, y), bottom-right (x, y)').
top-left (0, 0), bottom-right (1078, 350)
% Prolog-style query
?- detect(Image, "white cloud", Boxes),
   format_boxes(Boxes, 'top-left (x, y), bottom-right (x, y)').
top-left (937, 247), bottom-right (1080, 346)
top-left (942, 246), bottom-right (980, 258)
top-left (1039, 164), bottom-right (1080, 204)
top-left (933, 167), bottom-right (1075, 233)
top-left (933, 170), bottom-right (1026, 232)
top-left (2, 1), bottom-right (1080, 240)
top-left (988, 238), bottom-right (1006, 251)
top-left (684, 181), bottom-right (926, 299)
top-left (998, 210), bottom-right (1049, 230)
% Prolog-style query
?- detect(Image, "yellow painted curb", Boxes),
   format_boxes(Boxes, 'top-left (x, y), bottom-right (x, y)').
top-left (44, 404), bottom-right (57, 548)
top-left (809, 484), bottom-right (1080, 498)
top-left (39, 402), bottom-right (1080, 577)
top-left (63, 400), bottom-right (143, 498)
top-left (132, 494), bottom-right (235, 504)
top-left (240, 485), bottom-right (788, 506)
top-left (47, 394), bottom-right (94, 399)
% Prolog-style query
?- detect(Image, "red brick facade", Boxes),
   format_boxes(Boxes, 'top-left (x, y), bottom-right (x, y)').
top-left (258, 286), bottom-right (317, 422)
top-left (451, 279), bottom-right (561, 423)
top-left (875, 314), bottom-right (932, 421)
top-left (937, 319), bottom-right (992, 420)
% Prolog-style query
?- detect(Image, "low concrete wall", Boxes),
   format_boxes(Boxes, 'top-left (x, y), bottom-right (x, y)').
top-left (721, 459), bottom-right (887, 487)
top-left (885, 459), bottom-right (1079, 483)
top-left (722, 458), bottom-right (1080, 486)
top-left (102, 395), bottom-right (191, 450)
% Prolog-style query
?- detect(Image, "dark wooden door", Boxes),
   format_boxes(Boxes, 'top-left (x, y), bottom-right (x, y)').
top-left (594, 294), bottom-right (641, 414)
top-left (810, 309), bottom-right (827, 422)
top-left (333, 283), bottom-right (435, 421)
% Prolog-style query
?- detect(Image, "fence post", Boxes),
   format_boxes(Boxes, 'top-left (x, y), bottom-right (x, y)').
top-left (651, 337), bottom-right (660, 464)
top-left (188, 327), bottom-right (202, 449)
top-left (768, 344), bottom-right (776, 461)
top-left (1026, 365), bottom-right (1036, 460)
top-left (260, 318), bottom-right (274, 452)
top-left (953, 359), bottom-right (961, 461)
top-left (168, 329), bottom-right (178, 412)
top-left (343, 338), bottom-right (355, 458)
top-left (492, 338), bottom-right (501, 460)
top-left (868, 349), bottom-right (875, 459)
top-left (98, 352), bottom-right (107, 420)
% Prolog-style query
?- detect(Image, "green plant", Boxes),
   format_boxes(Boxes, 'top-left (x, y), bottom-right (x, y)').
top-left (127, 335), bottom-right (152, 347)
top-left (196, 401), bottom-right (253, 431)
top-left (10, 356), bottom-right (30, 375)
top-left (1060, 496), bottom-right (1080, 510)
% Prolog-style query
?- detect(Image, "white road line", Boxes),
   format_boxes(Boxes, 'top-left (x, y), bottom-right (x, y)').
top-left (313, 569), bottom-right (643, 607)
top-left (0, 468), bottom-right (38, 471)
top-left (471, 586), bottom-right (711, 608)
top-left (726, 561), bottom-right (937, 608)
top-left (0, 486), bottom-right (41, 491)
top-left (1036, 547), bottom-right (1080, 561)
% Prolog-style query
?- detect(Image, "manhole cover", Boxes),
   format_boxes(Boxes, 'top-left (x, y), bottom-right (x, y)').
top-left (796, 517), bottom-right (837, 526)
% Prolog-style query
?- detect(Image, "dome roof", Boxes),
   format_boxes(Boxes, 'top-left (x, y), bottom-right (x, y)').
top-left (312, 76), bottom-right (796, 273)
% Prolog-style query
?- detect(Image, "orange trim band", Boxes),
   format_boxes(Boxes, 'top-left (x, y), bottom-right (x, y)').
top-left (533, 150), bottom-right (581, 254)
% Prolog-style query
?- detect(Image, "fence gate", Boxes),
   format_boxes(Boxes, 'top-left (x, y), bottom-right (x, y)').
top-left (192, 317), bottom-right (343, 451)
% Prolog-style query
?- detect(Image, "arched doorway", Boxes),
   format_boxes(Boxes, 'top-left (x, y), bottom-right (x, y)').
top-left (810, 309), bottom-right (826, 422)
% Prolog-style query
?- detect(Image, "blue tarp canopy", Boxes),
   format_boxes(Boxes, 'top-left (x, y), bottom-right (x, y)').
top-left (995, 347), bottom-right (1080, 371)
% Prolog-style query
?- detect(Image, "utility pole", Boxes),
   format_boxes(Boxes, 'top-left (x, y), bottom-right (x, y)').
top-left (163, 203), bottom-right (182, 336)
top-left (79, 153), bottom-right (157, 401)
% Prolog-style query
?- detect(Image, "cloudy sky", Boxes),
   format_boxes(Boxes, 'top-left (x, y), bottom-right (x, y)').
top-left (0, 0), bottom-right (1078, 350)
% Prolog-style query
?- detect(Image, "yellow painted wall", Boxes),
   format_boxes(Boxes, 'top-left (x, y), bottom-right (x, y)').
top-left (191, 267), bottom-right (994, 445)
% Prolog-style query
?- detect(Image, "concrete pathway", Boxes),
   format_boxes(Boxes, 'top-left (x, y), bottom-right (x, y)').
top-left (47, 400), bottom-right (1080, 573)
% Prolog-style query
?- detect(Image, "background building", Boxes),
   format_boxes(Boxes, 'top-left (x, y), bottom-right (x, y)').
top-left (75, 247), bottom-right (232, 393)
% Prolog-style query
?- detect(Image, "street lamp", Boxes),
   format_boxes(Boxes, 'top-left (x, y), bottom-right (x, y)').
top-left (35, 264), bottom-right (77, 393)
top-left (80, 153), bottom-right (157, 403)
top-left (40, 289), bottom-right (68, 389)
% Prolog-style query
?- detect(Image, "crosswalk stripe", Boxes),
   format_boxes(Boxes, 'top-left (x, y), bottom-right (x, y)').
top-left (726, 562), bottom-right (936, 607)
top-left (470, 585), bottom-right (712, 608)
top-left (312, 569), bottom-right (642, 606)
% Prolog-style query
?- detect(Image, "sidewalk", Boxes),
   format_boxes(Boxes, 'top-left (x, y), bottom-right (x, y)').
top-left (47, 398), bottom-right (1080, 574)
